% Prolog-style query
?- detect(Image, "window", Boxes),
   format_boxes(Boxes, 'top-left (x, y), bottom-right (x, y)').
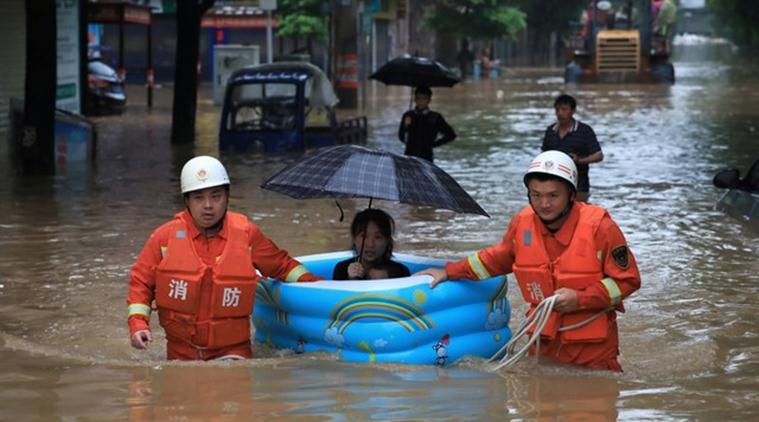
top-left (226, 82), bottom-right (298, 131)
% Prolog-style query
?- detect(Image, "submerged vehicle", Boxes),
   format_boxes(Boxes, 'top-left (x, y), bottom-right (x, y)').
top-left (713, 158), bottom-right (759, 232)
top-left (564, 0), bottom-right (676, 83)
top-left (253, 251), bottom-right (512, 366)
top-left (219, 62), bottom-right (367, 153)
top-left (86, 59), bottom-right (127, 115)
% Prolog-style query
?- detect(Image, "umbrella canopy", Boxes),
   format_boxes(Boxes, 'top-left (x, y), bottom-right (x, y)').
top-left (370, 55), bottom-right (460, 88)
top-left (261, 145), bottom-right (488, 217)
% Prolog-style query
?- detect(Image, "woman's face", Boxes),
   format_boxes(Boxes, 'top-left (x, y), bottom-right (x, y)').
top-left (353, 221), bottom-right (389, 264)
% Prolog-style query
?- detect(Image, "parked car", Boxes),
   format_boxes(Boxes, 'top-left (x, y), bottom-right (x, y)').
top-left (219, 62), bottom-right (367, 153)
top-left (86, 59), bottom-right (126, 115)
top-left (713, 158), bottom-right (759, 231)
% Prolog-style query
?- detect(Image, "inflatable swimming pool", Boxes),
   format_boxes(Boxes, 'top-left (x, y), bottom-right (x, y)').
top-left (252, 251), bottom-right (512, 366)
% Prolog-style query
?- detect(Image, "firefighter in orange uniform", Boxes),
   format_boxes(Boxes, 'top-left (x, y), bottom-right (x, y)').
top-left (127, 156), bottom-right (321, 360)
top-left (418, 150), bottom-right (641, 371)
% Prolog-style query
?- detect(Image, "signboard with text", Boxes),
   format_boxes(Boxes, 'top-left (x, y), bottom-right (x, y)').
top-left (56, 0), bottom-right (81, 113)
top-left (88, 3), bottom-right (152, 25)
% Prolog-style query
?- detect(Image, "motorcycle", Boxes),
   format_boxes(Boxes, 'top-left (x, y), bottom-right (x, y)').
top-left (86, 59), bottom-right (126, 115)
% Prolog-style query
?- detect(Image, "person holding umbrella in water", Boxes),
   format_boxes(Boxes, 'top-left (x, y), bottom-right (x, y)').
top-left (332, 208), bottom-right (410, 280)
top-left (370, 55), bottom-right (459, 162)
top-left (398, 86), bottom-right (457, 162)
top-left (259, 144), bottom-right (489, 280)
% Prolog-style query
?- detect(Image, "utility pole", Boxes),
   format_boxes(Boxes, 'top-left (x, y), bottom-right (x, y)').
top-left (260, 0), bottom-right (277, 63)
top-left (170, 0), bottom-right (215, 145)
top-left (333, 0), bottom-right (358, 109)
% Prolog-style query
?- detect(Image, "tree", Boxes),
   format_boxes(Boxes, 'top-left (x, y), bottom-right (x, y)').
top-left (514, 0), bottom-right (585, 35)
top-left (707, 0), bottom-right (759, 48)
top-left (513, 0), bottom-right (586, 64)
top-left (276, 0), bottom-right (329, 54)
top-left (422, 0), bottom-right (527, 41)
top-left (170, 0), bottom-right (215, 145)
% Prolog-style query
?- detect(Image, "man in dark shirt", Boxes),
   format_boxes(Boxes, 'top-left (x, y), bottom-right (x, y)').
top-left (542, 94), bottom-right (603, 202)
top-left (398, 86), bottom-right (456, 162)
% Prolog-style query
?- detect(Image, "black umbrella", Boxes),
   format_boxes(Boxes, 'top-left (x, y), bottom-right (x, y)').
top-left (261, 145), bottom-right (488, 217)
top-left (370, 54), bottom-right (460, 88)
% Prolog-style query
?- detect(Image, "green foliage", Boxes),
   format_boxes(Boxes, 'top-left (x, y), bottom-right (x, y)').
top-left (707, 0), bottom-right (759, 47)
top-left (277, 15), bottom-right (328, 42)
top-left (276, 0), bottom-right (328, 42)
top-left (423, 0), bottom-right (527, 40)
top-left (512, 0), bottom-right (586, 36)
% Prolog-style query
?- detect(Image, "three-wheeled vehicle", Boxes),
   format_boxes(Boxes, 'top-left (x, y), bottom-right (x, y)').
top-left (219, 62), bottom-right (367, 153)
top-left (713, 158), bottom-right (759, 232)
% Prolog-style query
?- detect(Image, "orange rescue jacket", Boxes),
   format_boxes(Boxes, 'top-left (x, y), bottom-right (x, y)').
top-left (155, 211), bottom-right (257, 349)
top-left (511, 204), bottom-right (614, 343)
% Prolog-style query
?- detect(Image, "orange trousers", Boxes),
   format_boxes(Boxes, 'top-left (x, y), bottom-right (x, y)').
top-left (166, 339), bottom-right (252, 361)
top-left (534, 323), bottom-right (623, 372)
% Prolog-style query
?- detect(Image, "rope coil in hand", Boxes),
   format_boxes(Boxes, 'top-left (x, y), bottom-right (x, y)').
top-left (488, 295), bottom-right (612, 371)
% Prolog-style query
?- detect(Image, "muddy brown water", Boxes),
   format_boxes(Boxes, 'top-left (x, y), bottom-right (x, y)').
top-left (0, 44), bottom-right (757, 420)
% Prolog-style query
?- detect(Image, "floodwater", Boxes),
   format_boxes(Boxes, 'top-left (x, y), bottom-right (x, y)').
top-left (1, 42), bottom-right (758, 420)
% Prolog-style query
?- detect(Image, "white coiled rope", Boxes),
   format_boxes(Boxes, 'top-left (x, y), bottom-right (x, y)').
top-left (488, 295), bottom-right (612, 371)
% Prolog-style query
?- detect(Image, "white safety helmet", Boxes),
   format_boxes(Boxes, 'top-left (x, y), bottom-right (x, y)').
top-left (523, 150), bottom-right (578, 191)
top-left (597, 1), bottom-right (612, 11)
top-left (180, 155), bottom-right (230, 194)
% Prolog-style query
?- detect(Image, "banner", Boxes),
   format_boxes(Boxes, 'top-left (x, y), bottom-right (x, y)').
top-left (56, 0), bottom-right (81, 113)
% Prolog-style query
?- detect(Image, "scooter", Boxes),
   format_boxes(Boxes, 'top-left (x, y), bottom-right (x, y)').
top-left (86, 56), bottom-right (126, 115)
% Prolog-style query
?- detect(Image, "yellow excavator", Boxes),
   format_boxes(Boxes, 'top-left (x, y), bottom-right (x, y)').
top-left (564, 0), bottom-right (676, 83)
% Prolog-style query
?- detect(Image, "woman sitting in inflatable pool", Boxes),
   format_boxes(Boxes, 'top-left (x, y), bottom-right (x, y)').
top-left (332, 208), bottom-right (410, 280)
top-left (253, 209), bottom-right (511, 366)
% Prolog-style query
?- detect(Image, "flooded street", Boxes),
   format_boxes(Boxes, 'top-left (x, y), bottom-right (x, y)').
top-left (1, 43), bottom-right (758, 420)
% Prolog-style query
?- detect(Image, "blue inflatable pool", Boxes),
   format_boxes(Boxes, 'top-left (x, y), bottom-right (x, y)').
top-left (253, 251), bottom-right (512, 366)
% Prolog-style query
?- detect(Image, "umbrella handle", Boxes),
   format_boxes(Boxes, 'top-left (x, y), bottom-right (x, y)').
top-left (335, 200), bottom-right (344, 222)
top-left (355, 198), bottom-right (374, 265)
top-left (357, 235), bottom-right (366, 265)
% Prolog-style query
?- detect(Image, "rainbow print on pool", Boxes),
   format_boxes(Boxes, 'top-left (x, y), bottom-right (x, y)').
top-left (326, 293), bottom-right (436, 335)
top-left (253, 251), bottom-right (512, 366)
